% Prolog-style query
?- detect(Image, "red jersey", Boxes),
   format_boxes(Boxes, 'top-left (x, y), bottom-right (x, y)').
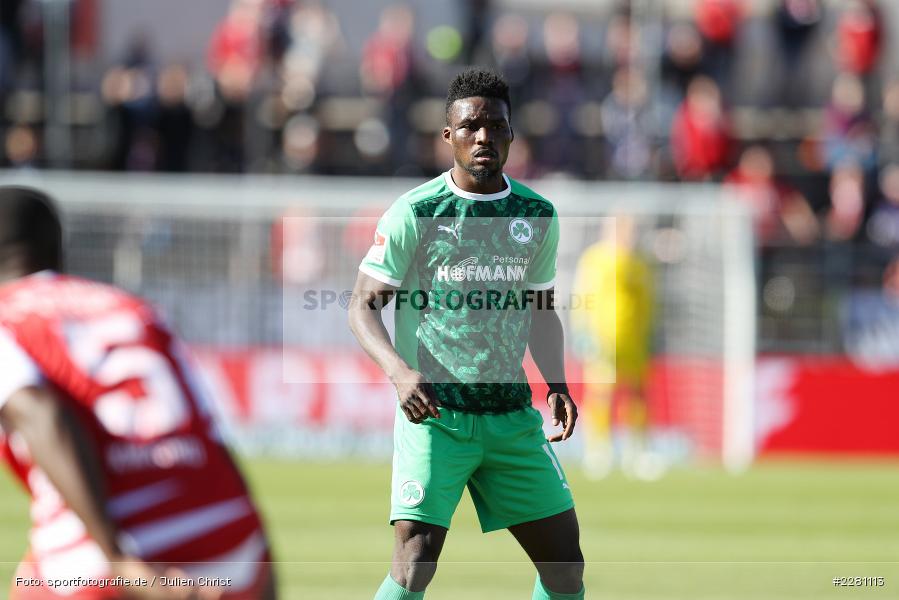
top-left (837, 1), bottom-right (881, 75)
top-left (0, 272), bottom-right (266, 596)
top-left (671, 102), bottom-right (731, 181)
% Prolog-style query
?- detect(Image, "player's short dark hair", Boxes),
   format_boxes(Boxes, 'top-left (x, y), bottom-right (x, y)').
top-left (445, 68), bottom-right (512, 124)
top-left (0, 186), bottom-right (63, 272)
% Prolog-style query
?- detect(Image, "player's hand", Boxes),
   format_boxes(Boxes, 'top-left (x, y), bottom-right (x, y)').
top-left (390, 366), bottom-right (441, 423)
top-left (546, 392), bottom-right (577, 442)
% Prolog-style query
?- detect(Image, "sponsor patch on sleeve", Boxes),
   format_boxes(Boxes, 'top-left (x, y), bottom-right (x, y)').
top-left (366, 230), bottom-right (387, 265)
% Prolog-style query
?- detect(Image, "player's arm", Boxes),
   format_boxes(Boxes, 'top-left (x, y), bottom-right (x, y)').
top-left (527, 208), bottom-right (576, 441)
top-left (349, 198), bottom-right (438, 423)
top-left (0, 385), bottom-right (122, 559)
top-left (0, 386), bottom-right (203, 600)
top-left (348, 271), bottom-right (440, 423)
top-left (529, 290), bottom-right (577, 442)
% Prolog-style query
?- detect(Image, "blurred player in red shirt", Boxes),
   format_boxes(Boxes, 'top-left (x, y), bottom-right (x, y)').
top-left (0, 187), bottom-right (276, 600)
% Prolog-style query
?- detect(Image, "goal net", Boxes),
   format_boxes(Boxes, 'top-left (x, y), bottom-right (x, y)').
top-left (2, 171), bottom-right (755, 469)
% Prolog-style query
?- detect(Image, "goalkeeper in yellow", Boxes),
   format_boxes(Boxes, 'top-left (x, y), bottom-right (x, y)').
top-left (571, 216), bottom-right (661, 479)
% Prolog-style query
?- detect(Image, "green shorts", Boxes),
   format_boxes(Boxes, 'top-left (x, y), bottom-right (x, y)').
top-left (390, 404), bottom-right (575, 533)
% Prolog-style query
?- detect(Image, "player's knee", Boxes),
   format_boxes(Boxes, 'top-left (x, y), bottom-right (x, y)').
top-left (558, 550), bottom-right (584, 580)
top-left (395, 534), bottom-right (440, 565)
top-left (538, 548), bottom-right (584, 590)
top-left (566, 550), bottom-right (586, 582)
top-left (392, 527), bottom-right (442, 590)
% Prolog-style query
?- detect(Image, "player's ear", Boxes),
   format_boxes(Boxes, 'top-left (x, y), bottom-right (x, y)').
top-left (442, 126), bottom-right (452, 144)
top-left (510, 126), bottom-right (515, 142)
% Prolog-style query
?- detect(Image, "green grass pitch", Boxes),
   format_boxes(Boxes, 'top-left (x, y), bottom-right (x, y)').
top-left (1, 459), bottom-right (896, 599)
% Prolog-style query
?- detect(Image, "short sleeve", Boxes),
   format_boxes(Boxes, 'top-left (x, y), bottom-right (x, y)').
top-left (527, 208), bottom-right (559, 290)
top-left (359, 199), bottom-right (420, 287)
top-left (0, 327), bottom-right (42, 411)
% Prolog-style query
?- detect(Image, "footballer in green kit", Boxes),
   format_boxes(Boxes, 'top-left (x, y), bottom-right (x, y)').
top-left (348, 68), bottom-right (584, 600)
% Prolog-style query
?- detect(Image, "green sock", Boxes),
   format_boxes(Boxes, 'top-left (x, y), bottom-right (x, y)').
top-left (532, 575), bottom-right (585, 600)
top-left (374, 574), bottom-right (425, 600)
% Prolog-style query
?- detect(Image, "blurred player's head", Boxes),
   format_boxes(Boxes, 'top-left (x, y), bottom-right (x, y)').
top-left (0, 186), bottom-right (63, 280)
top-left (444, 68), bottom-right (513, 182)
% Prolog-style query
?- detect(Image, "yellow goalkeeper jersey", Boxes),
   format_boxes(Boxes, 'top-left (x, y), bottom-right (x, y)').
top-left (571, 242), bottom-right (654, 373)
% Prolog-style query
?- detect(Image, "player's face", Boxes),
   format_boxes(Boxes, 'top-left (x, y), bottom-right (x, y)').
top-left (444, 97), bottom-right (513, 181)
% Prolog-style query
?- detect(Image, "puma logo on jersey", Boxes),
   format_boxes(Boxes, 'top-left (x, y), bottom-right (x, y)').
top-left (437, 224), bottom-right (461, 240)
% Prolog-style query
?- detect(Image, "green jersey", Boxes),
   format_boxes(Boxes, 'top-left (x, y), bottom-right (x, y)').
top-left (359, 170), bottom-right (560, 414)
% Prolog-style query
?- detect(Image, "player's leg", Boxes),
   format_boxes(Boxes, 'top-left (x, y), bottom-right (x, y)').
top-left (617, 379), bottom-right (642, 477)
top-left (618, 354), bottom-right (665, 480)
top-left (582, 356), bottom-right (616, 479)
top-left (469, 408), bottom-right (582, 597)
top-left (509, 508), bottom-right (585, 598)
top-left (620, 378), bottom-right (645, 465)
top-left (375, 520), bottom-right (448, 597)
top-left (377, 406), bottom-right (479, 598)
top-left (582, 373), bottom-right (615, 479)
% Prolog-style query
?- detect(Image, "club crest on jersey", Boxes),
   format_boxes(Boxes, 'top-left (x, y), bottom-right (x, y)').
top-left (509, 218), bottom-right (533, 244)
top-left (399, 480), bottom-right (425, 507)
top-left (436, 257), bottom-right (527, 283)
